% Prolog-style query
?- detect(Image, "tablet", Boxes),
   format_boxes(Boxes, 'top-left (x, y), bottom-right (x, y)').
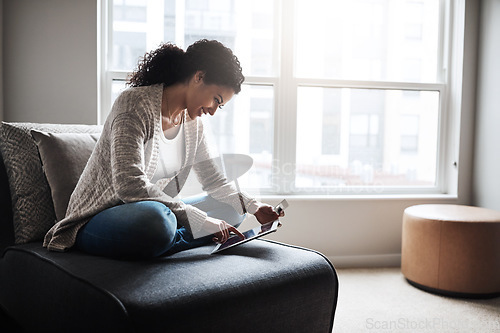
top-left (210, 220), bottom-right (280, 254)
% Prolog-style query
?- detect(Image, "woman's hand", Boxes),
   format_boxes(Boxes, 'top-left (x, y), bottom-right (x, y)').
top-left (203, 217), bottom-right (245, 244)
top-left (253, 202), bottom-right (285, 225)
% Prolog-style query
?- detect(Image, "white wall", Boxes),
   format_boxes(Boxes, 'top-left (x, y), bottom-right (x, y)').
top-left (2, 0), bottom-right (98, 124)
top-left (1, 0), bottom-right (481, 267)
top-left (472, 0), bottom-right (500, 211)
top-left (252, 195), bottom-right (457, 267)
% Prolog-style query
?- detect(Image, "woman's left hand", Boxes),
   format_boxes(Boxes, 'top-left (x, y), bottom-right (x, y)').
top-left (254, 203), bottom-right (285, 225)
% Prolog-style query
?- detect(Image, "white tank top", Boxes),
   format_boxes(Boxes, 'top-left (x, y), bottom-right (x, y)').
top-left (151, 121), bottom-right (185, 184)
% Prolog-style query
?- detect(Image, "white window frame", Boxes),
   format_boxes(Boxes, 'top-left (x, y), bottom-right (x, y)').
top-left (98, 0), bottom-right (469, 198)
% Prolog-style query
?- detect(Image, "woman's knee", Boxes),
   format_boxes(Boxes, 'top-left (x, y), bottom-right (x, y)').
top-left (130, 201), bottom-right (178, 256)
top-left (76, 201), bottom-right (178, 258)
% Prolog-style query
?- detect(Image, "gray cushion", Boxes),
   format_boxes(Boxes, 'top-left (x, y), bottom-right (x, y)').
top-left (0, 153), bottom-right (14, 250)
top-left (31, 131), bottom-right (100, 221)
top-left (0, 122), bottom-right (102, 244)
top-left (0, 240), bottom-right (338, 332)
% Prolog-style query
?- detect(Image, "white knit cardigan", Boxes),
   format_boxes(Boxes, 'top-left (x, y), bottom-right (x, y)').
top-left (43, 84), bottom-right (256, 252)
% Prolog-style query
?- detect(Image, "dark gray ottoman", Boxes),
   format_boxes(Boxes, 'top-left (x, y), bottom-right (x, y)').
top-left (0, 240), bottom-right (338, 332)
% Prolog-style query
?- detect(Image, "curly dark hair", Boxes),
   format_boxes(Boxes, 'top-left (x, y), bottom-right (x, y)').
top-left (128, 39), bottom-right (245, 94)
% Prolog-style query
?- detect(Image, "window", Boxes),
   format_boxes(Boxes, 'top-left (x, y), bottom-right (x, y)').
top-left (101, 0), bottom-right (451, 196)
top-left (400, 115), bottom-right (420, 154)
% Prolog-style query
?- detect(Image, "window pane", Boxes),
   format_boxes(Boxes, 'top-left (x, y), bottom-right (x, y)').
top-left (111, 80), bottom-right (128, 103)
top-left (295, 0), bottom-right (440, 82)
top-left (112, 0), bottom-right (276, 76)
top-left (112, 0), bottom-right (148, 71)
top-left (296, 87), bottom-right (439, 190)
top-left (205, 85), bottom-right (274, 193)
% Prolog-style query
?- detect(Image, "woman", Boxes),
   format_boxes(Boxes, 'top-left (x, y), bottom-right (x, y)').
top-left (43, 39), bottom-right (282, 258)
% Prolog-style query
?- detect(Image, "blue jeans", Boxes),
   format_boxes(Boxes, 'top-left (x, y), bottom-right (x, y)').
top-left (74, 194), bottom-right (246, 258)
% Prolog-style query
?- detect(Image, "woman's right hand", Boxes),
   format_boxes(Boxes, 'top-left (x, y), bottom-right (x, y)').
top-left (203, 217), bottom-right (245, 244)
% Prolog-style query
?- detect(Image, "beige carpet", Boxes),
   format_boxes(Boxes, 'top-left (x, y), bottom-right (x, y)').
top-left (332, 268), bottom-right (500, 333)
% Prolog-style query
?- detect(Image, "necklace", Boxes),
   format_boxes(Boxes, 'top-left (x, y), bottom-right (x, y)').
top-left (170, 110), bottom-right (183, 127)
top-left (164, 93), bottom-right (183, 127)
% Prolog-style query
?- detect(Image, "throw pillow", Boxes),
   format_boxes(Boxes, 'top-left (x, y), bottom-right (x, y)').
top-left (0, 122), bottom-right (102, 244)
top-left (31, 131), bottom-right (100, 221)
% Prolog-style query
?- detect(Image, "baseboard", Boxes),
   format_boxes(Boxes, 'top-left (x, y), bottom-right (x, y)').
top-left (327, 253), bottom-right (401, 268)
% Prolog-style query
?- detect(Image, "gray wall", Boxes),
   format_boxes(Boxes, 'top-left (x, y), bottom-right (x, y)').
top-left (472, 0), bottom-right (500, 211)
top-left (2, 0), bottom-right (98, 124)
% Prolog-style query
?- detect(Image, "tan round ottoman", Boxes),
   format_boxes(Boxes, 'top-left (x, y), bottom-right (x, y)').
top-left (401, 204), bottom-right (500, 298)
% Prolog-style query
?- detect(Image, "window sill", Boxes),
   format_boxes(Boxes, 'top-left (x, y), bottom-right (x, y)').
top-left (257, 193), bottom-right (459, 202)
